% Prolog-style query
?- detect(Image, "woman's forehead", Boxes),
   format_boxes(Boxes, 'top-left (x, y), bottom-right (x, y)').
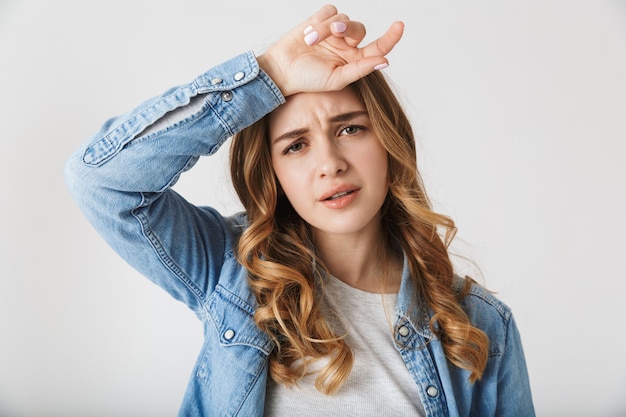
top-left (269, 88), bottom-right (366, 138)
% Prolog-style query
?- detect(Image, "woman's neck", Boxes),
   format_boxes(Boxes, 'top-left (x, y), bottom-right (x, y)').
top-left (312, 223), bottom-right (402, 294)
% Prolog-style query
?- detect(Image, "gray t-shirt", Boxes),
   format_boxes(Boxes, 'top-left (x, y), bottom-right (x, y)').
top-left (264, 275), bottom-right (426, 416)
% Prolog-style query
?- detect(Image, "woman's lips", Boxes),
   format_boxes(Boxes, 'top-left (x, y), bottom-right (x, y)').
top-left (320, 188), bottom-right (360, 209)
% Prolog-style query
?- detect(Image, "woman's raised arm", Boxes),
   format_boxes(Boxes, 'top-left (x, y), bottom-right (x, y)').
top-left (64, 4), bottom-right (403, 312)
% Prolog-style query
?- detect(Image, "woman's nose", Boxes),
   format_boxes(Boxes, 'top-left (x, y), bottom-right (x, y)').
top-left (316, 140), bottom-right (348, 178)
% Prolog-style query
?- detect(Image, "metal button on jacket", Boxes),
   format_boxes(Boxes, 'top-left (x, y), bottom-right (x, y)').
top-left (221, 91), bottom-right (233, 102)
top-left (233, 71), bottom-right (245, 81)
top-left (223, 329), bottom-right (235, 340)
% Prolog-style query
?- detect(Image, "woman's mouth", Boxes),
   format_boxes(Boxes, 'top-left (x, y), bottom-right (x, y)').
top-left (320, 187), bottom-right (360, 208)
top-left (325, 190), bottom-right (354, 200)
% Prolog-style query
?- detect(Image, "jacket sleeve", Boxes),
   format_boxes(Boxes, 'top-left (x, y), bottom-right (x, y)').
top-left (64, 52), bottom-right (284, 312)
top-left (495, 314), bottom-right (535, 416)
top-left (439, 281), bottom-right (536, 417)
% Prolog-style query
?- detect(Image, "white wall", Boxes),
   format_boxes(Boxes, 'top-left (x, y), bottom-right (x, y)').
top-left (1, 1), bottom-right (625, 416)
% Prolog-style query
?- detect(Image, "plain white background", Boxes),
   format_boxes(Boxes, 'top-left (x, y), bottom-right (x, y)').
top-left (1, 0), bottom-right (625, 416)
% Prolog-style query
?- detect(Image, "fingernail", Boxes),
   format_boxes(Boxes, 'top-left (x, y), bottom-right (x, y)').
top-left (303, 25), bottom-right (313, 35)
top-left (331, 21), bottom-right (347, 33)
top-left (304, 31), bottom-right (319, 45)
top-left (374, 63), bottom-right (389, 70)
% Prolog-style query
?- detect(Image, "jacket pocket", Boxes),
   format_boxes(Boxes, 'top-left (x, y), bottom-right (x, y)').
top-left (193, 285), bottom-right (272, 412)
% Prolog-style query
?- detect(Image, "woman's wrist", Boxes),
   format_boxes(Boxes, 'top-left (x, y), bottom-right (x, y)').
top-left (257, 52), bottom-right (291, 98)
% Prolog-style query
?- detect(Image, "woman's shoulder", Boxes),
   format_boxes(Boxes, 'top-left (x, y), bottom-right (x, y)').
top-left (452, 275), bottom-right (515, 354)
top-left (452, 276), bottom-right (512, 319)
top-left (211, 210), bottom-right (249, 259)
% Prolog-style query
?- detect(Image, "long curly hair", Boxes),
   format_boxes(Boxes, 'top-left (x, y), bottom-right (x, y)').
top-left (229, 70), bottom-right (489, 394)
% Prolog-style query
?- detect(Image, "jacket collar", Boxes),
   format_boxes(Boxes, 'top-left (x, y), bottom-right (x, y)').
top-left (394, 255), bottom-right (436, 340)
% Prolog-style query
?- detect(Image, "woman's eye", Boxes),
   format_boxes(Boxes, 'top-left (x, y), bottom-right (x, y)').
top-left (340, 125), bottom-right (363, 136)
top-left (284, 142), bottom-right (304, 154)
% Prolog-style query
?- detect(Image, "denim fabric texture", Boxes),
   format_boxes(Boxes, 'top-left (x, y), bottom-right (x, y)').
top-left (65, 52), bottom-right (535, 417)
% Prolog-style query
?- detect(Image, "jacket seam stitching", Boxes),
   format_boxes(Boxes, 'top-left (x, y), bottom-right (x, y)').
top-left (132, 195), bottom-right (206, 304)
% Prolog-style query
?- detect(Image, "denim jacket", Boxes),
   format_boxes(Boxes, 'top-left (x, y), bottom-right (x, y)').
top-left (65, 52), bottom-right (535, 417)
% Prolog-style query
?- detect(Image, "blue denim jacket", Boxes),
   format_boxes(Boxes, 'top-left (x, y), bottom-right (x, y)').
top-left (65, 52), bottom-right (535, 417)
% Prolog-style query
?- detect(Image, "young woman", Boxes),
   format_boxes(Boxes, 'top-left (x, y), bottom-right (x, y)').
top-left (66, 5), bottom-right (534, 416)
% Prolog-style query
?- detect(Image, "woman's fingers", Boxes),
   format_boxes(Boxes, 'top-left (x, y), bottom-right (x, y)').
top-left (327, 57), bottom-right (390, 88)
top-left (326, 21), bottom-right (404, 87)
top-left (330, 20), bottom-right (366, 48)
top-left (303, 11), bottom-right (353, 46)
top-left (362, 21), bottom-right (405, 57)
top-left (301, 4), bottom-right (341, 44)
top-left (304, 13), bottom-right (403, 61)
top-left (260, 5), bottom-right (404, 95)
top-left (308, 4), bottom-right (340, 24)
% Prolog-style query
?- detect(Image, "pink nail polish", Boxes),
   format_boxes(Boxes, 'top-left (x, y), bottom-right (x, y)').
top-left (331, 21), bottom-right (347, 33)
top-left (374, 63), bottom-right (389, 70)
top-left (304, 25), bottom-right (313, 35)
top-left (304, 31), bottom-right (319, 46)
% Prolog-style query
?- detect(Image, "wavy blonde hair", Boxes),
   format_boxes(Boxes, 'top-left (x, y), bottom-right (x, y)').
top-left (229, 71), bottom-right (489, 394)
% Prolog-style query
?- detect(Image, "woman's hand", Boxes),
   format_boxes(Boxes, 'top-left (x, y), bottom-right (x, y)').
top-left (257, 4), bottom-right (404, 97)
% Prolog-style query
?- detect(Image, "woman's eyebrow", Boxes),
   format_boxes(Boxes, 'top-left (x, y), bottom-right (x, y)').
top-left (272, 111), bottom-right (369, 145)
top-left (329, 110), bottom-right (368, 123)
top-left (272, 128), bottom-right (309, 145)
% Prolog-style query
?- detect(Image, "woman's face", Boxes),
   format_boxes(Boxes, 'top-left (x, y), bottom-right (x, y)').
top-left (268, 87), bottom-right (389, 241)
